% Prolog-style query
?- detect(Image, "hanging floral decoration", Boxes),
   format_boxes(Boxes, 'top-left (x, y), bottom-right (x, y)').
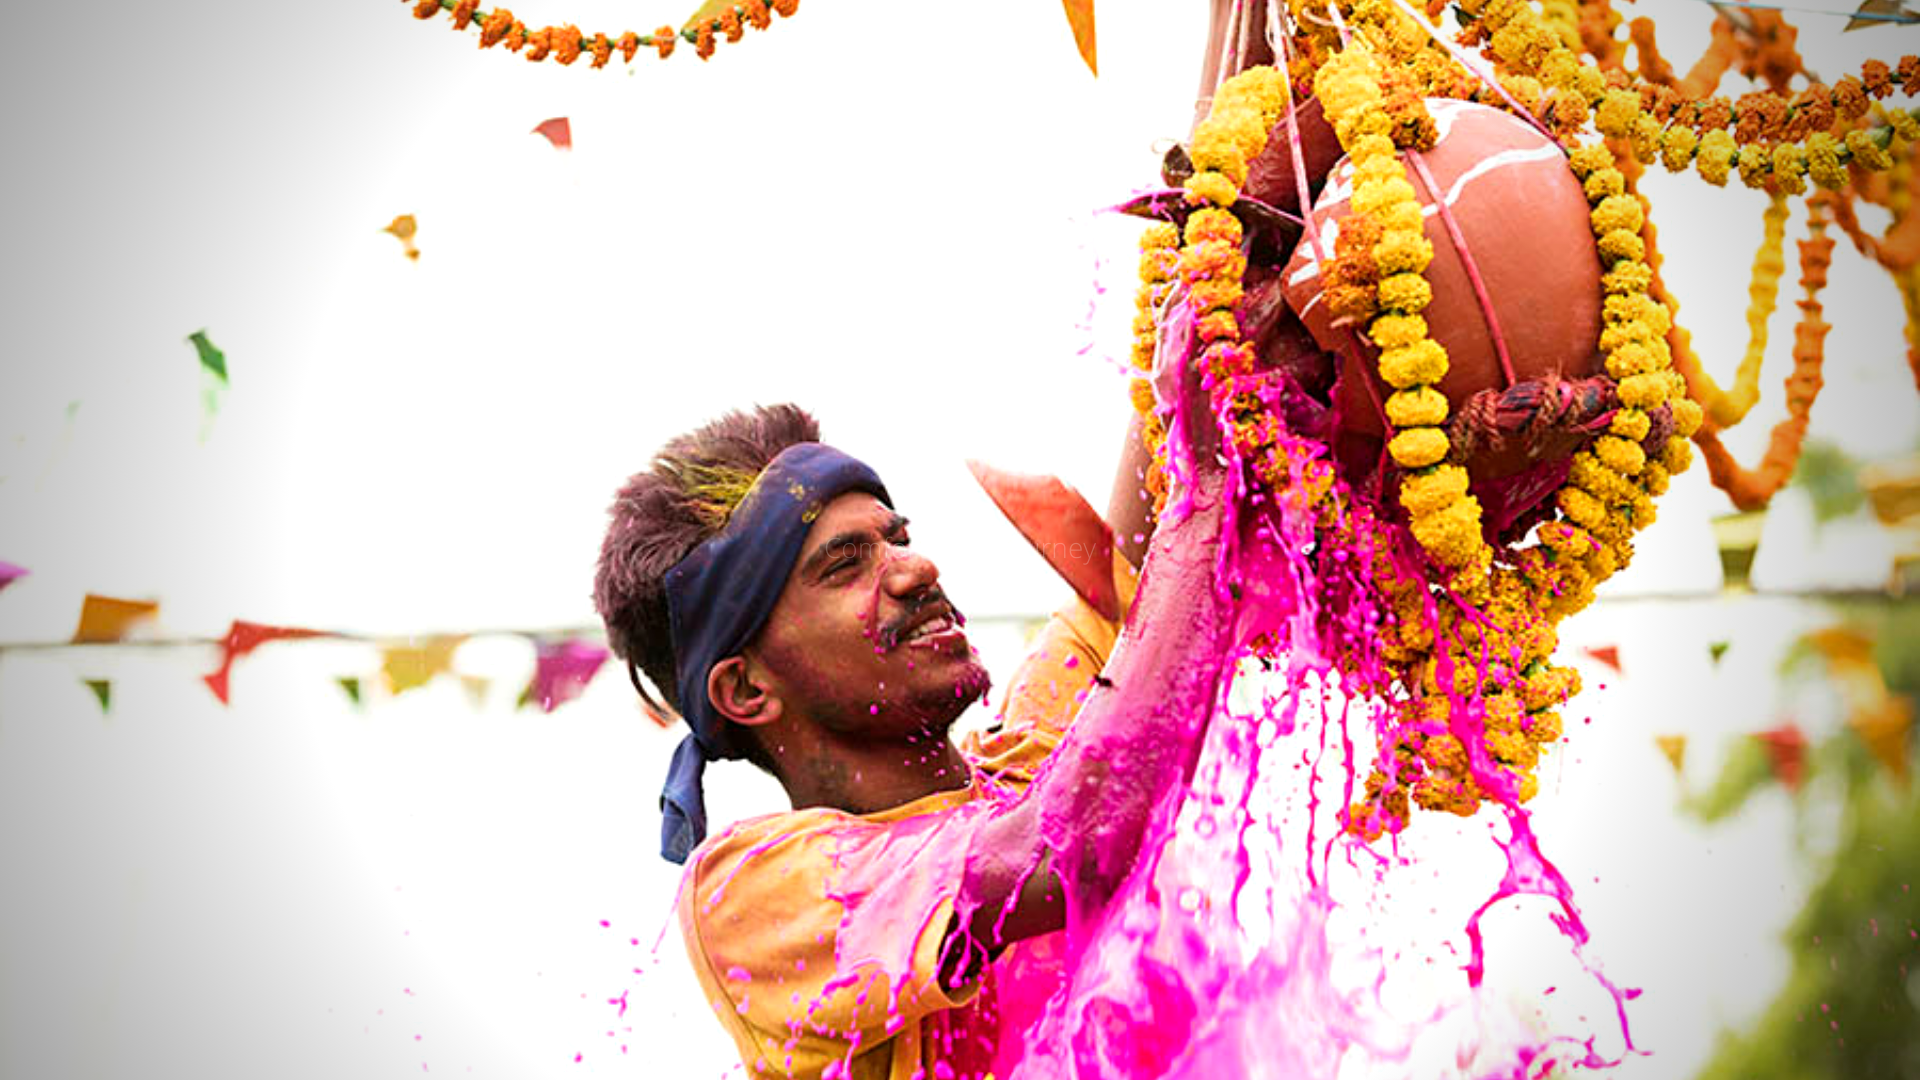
top-left (1129, 0), bottom-right (1917, 837)
top-left (404, 0), bottom-right (799, 66)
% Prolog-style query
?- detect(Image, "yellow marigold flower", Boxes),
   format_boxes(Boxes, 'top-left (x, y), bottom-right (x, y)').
top-left (1661, 435), bottom-right (1693, 473)
top-left (1131, 310), bottom-right (1156, 339)
top-left (1387, 386), bottom-right (1450, 427)
top-left (1890, 107), bottom-right (1920, 143)
top-left (1219, 66), bottom-right (1290, 119)
top-left (1633, 114), bottom-right (1663, 163)
top-left (1594, 434), bottom-right (1647, 476)
top-left (1846, 129), bottom-right (1894, 171)
top-left (1570, 452), bottom-right (1635, 502)
top-left (1591, 194), bottom-right (1644, 237)
top-left (1525, 709), bottom-right (1564, 743)
top-left (1540, 520), bottom-right (1594, 558)
top-left (1411, 494), bottom-right (1488, 568)
top-left (1142, 221), bottom-right (1179, 250)
top-left (1609, 407), bottom-right (1652, 441)
top-left (1597, 229), bottom-right (1646, 266)
top-left (1806, 132), bottom-right (1847, 190)
top-left (1603, 260), bottom-right (1654, 297)
top-left (1670, 396), bottom-right (1705, 438)
top-left (1379, 339), bottom-right (1450, 388)
top-left (1583, 167), bottom-right (1625, 204)
top-left (1188, 276), bottom-right (1243, 314)
top-left (1185, 170), bottom-right (1239, 207)
top-left (1139, 250), bottom-right (1176, 282)
top-left (1695, 130), bottom-right (1737, 186)
top-left (1375, 229), bottom-right (1435, 275)
top-left (1557, 486), bottom-right (1607, 530)
top-left (1401, 464), bottom-right (1470, 516)
top-left (1567, 143), bottom-right (1613, 179)
top-left (1389, 426), bottom-right (1451, 469)
top-left (1337, 109), bottom-right (1396, 146)
top-left (1190, 146), bottom-right (1249, 187)
top-left (1737, 145), bottom-right (1771, 190)
top-left (1368, 313), bottom-right (1428, 349)
top-left (1353, 176), bottom-right (1419, 218)
top-left (1486, 730), bottom-right (1539, 770)
top-left (1196, 310), bottom-right (1241, 343)
top-left (1607, 341), bottom-right (1662, 378)
top-left (1350, 134), bottom-right (1399, 166)
top-left (1600, 320), bottom-right (1657, 352)
top-left (1606, 293), bottom-right (1671, 334)
top-left (1193, 106), bottom-right (1268, 165)
top-left (1595, 89), bottom-right (1641, 138)
top-left (1771, 143), bottom-right (1808, 196)
top-left (1130, 377), bottom-right (1157, 415)
top-left (1617, 372), bottom-right (1670, 409)
top-left (1627, 490), bottom-right (1657, 529)
top-left (1181, 238), bottom-right (1244, 280)
top-left (1376, 271), bottom-right (1433, 314)
top-left (1184, 208), bottom-right (1241, 246)
top-left (1641, 461), bottom-right (1672, 497)
top-left (1660, 125), bottom-right (1698, 173)
top-left (1376, 200), bottom-right (1424, 234)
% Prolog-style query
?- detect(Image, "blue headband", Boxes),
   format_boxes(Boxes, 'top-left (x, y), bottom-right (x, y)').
top-left (658, 442), bottom-right (891, 863)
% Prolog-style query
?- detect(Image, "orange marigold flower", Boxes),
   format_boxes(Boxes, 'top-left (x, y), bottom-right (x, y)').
top-left (413, 0), bottom-right (441, 20)
top-left (772, 0), bottom-right (799, 16)
top-left (653, 26), bottom-right (676, 58)
top-left (524, 26), bottom-right (552, 61)
top-left (505, 21), bottom-right (529, 51)
top-left (451, 0), bottom-right (479, 29)
top-left (1832, 76), bottom-right (1868, 121)
top-left (480, 8), bottom-right (514, 46)
top-left (617, 32), bottom-right (640, 61)
top-left (720, 9), bottom-right (744, 42)
top-left (589, 32), bottom-right (613, 68)
top-left (1901, 56), bottom-right (1920, 96)
top-left (553, 24), bottom-right (584, 65)
top-left (695, 22), bottom-right (716, 59)
top-left (744, 0), bottom-right (772, 29)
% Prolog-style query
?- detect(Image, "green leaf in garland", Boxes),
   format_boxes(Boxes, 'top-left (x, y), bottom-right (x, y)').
top-left (84, 678), bottom-right (111, 713)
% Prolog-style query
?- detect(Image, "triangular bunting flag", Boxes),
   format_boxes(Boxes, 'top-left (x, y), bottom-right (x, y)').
top-left (460, 674), bottom-right (491, 709)
top-left (1582, 644), bottom-right (1622, 674)
top-left (532, 117), bottom-right (572, 149)
top-left (84, 678), bottom-right (111, 712)
top-left (338, 676), bottom-right (363, 707)
top-left (522, 638), bottom-right (610, 713)
top-left (202, 620), bottom-right (329, 704)
top-left (381, 635), bottom-right (464, 695)
top-left (1655, 734), bottom-right (1687, 775)
top-left (1708, 640), bottom-right (1730, 665)
top-left (0, 561), bottom-right (26, 595)
top-left (1850, 693), bottom-right (1913, 786)
top-left (72, 595), bottom-right (160, 644)
top-left (1753, 723), bottom-right (1809, 791)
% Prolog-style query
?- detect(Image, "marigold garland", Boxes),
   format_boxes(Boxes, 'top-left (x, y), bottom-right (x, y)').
top-left (408, 0), bottom-right (796, 66)
top-left (1696, 193), bottom-right (1790, 428)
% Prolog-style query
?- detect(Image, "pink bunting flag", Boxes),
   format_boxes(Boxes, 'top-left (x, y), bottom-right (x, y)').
top-left (532, 117), bottom-right (572, 150)
top-left (0, 561), bottom-right (25, 594)
top-left (524, 638), bottom-right (608, 713)
top-left (203, 620), bottom-right (329, 704)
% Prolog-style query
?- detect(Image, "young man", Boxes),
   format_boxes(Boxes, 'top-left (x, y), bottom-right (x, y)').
top-left (592, 401), bottom-right (1229, 1080)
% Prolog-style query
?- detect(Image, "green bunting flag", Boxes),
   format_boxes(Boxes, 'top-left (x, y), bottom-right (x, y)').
top-left (84, 679), bottom-right (111, 712)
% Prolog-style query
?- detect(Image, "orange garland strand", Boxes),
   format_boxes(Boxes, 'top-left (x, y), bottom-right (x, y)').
top-left (409, 0), bottom-right (797, 66)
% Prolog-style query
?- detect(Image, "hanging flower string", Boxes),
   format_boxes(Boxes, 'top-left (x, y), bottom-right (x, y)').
top-left (406, 0), bottom-right (798, 66)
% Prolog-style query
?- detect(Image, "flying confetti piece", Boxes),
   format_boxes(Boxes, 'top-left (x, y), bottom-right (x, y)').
top-left (71, 595), bottom-right (159, 644)
top-left (1583, 644), bottom-right (1622, 674)
top-left (1708, 640), bottom-right (1730, 664)
top-left (338, 677), bottom-right (363, 707)
top-left (1846, 0), bottom-right (1920, 30)
top-left (532, 117), bottom-right (572, 150)
top-left (1753, 723), bottom-right (1810, 791)
top-left (384, 214), bottom-right (421, 261)
top-left (187, 330), bottom-right (228, 383)
top-left (0, 562), bottom-right (25, 595)
top-left (84, 679), bottom-right (111, 713)
top-left (202, 620), bottom-right (330, 704)
top-left (521, 638), bottom-right (609, 713)
top-left (381, 635), bottom-right (464, 695)
top-left (1060, 0), bottom-right (1097, 75)
top-left (1655, 734), bottom-right (1688, 775)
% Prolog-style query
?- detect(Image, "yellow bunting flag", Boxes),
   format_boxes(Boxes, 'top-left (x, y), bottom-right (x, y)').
top-left (1655, 735), bottom-right (1687, 775)
top-left (460, 675), bottom-right (491, 709)
top-left (384, 214), bottom-right (420, 261)
top-left (380, 636), bottom-right (464, 695)
top-left (1851, 694), bottom-right (1913, 785)
top-left (72, 595), bottom-right (159, 644)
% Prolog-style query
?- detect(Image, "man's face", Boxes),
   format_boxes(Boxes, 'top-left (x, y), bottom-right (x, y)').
top-left (746, 492), bottom-right (990, 740)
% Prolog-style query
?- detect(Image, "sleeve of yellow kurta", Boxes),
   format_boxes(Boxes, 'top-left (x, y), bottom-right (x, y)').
top-left (679, 805), bottom-right (986, 1080)
top-left (960, 548), bottom-right (1139, 784)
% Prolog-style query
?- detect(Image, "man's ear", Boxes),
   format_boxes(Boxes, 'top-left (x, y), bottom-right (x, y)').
top-left (707, 656), bottom-right (784, 728)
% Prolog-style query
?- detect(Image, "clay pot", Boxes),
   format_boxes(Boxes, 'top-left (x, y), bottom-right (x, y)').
top-left (1279, 100), bottom-right (1603, 482)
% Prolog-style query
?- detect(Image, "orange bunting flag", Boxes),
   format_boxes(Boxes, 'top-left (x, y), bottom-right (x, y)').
top-left (72, 595), bottom-right (160, 644)
top-left (1582, 644), bottom-right (1622, 673)
top-left (381, 635), bottom-right (465, 696)
top-left (1655, 734), bottom-right (1687, 775)
top-left (1851, 694), bottom-right (1913, 785)
top-left (203, 620), bottom-right (330, 704)
top-left (384, 214), bottom-right (420, 261)
top-left (1752, 723), bottom-right (1809, 791)
top-left (1060, 0), bottom-right (1097, 75)
top-left (532, 117), bottom-right (572, 150)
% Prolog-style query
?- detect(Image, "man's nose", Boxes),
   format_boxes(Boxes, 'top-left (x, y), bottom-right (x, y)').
top-left (880, 544), bottom-right (939, 597)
